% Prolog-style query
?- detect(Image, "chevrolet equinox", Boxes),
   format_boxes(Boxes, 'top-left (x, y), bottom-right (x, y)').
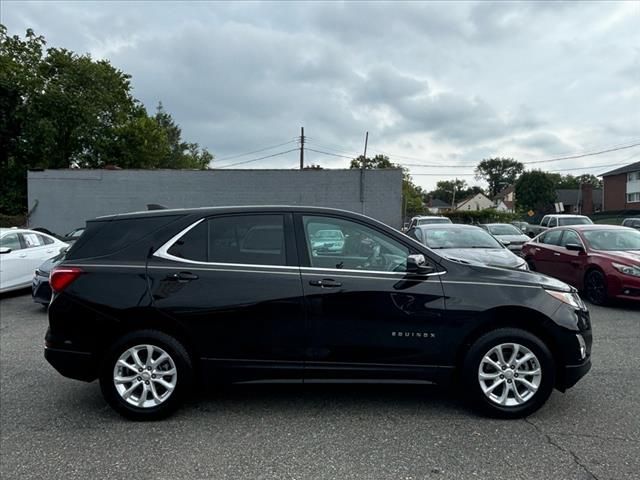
top-left (45, 206), bottom-right (592, 420)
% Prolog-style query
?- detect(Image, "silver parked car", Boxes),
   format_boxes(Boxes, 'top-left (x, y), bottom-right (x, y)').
top-left (479, 223), bottom-right (531, 255)
top-left (406, 224), bottom-right (528, 270)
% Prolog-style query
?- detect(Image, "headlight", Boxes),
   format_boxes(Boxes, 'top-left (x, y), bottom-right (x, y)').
top-left (545, 289), bottom-right (586, 310)
top-left (612, 262), bottom-right (640, 277)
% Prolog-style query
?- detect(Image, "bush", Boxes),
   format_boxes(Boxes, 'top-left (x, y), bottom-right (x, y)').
top-left (443, 209), bottom-right (519, 224)
top-left (0, 213), bottom-right (26, 227)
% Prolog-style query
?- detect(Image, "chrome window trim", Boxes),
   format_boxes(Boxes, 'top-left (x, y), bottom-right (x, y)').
top-left (153, 217), bottom-right (446, 276)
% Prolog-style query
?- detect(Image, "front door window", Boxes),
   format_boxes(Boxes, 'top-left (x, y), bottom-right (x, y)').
top-left (302, 215), bottom-right (410, 272)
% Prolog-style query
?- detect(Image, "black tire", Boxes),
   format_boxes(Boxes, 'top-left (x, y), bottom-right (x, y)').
top-left (99, 329), bottom-right (193, 421)
top-left (462, 328), bottom-right (555, 419)
top-left (584, 269), bottom-right (608, 306)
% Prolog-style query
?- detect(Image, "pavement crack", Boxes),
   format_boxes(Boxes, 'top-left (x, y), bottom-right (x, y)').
top-left (524, 417), bottom-right (601, 480)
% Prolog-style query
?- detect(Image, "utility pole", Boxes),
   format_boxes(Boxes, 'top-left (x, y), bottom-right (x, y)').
top-left (299, 127), bottom-right (305, 170)
top-left (360, 131), bottom-right (368, 213)
top-left (451, 178), bottom-right (457, 210)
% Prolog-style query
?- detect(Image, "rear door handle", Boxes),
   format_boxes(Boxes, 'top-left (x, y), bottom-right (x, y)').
top-left (166, 272), bottom-right (199, 282)
top-left (309, 279), bottom-right (342, 288)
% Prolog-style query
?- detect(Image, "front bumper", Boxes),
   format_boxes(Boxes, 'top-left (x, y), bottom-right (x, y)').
top-left (608, 273), bottom-right (640, 302)
top-left (32, 274), bottom-right (52, 305)
top-left (560, 358), bottom-right (592, 391)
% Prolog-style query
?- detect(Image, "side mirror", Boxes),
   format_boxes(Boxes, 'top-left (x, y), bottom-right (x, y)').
top-left (499, 239), bottom-right (511, 246)
top-left (565, 243), bottom-right (585, 252)
top-left (406, 254), bottom-right (435, 274)
top-left (0, 247), bottom-right (12, 254)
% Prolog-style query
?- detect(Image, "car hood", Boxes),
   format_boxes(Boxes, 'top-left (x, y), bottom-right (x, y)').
top-left (443, 256), bottom-right (574, 292)
top-left (436, 248), bottom-right (524, 268)
top-left (597, 250), bottom-right (640, 265)
top-left (494, 234), bottom-right (530, 243)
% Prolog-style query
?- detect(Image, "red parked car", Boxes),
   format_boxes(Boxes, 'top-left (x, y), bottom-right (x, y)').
top-left (522, 225), bottom-right (640, 305)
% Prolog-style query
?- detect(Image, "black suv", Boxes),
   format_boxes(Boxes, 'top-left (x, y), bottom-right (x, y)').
top-left (45, 206), bottom-right (592, 420)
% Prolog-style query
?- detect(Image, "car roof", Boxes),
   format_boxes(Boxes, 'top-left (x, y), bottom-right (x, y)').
top-left (96, 205), bottom-right (368, 221)
top-left (548, 224), bottom-right (630, 231)
top-left (543, 214), bottom-right (589, 218)
top-left (483, 223), bottom-right (520, 227)
top-left (412, 215), bottom-right (447, 219)
top-left (414, 224), bottom-right (482, 230)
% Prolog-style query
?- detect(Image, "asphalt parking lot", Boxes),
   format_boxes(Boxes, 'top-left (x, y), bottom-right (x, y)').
top-left (1, 292), bottom-right (638, 480)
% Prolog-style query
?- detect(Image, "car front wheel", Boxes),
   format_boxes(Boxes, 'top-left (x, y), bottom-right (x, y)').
top-left (584, 269), bottom-right (608, 305)
top-left (463, 328), bottom-right (555, 419)
top-left (99, 330), bottom-right (193, 420)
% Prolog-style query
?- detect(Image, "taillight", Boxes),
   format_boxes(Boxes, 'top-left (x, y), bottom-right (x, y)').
top-left (50, 267), bottom-right (83, 293)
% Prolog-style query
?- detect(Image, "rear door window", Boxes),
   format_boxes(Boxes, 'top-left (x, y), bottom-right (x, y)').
top-left (208, 215), bottom-right (286, 265)
top-left (21, 233), bottom-right (44, 248)
top-left (167, 215), bottom-right (287, 266)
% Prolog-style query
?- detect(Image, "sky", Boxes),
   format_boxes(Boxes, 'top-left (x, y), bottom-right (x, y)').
top-left (2, 0), bottom-right (639, 191)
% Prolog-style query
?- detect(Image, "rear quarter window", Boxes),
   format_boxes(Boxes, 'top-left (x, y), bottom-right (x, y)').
top-left (67, 215), bottom-right (183, 260)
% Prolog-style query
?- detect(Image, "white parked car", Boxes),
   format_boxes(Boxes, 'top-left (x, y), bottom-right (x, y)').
top-left (0, 228), bottom-right (68, 293)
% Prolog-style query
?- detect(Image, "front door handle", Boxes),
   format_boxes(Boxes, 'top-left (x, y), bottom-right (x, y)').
top-left (553, 252), bottom-right (561, 256)
top-left (166, 272), bottom-right (199, 282)
top-left (309, 279), bottom-right (342, 288)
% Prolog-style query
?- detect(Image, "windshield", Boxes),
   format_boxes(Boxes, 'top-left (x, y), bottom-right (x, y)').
top-left (488, 224), bottom-right (521, 236)
top-left (423, 228), bottom-right (503, 249)
top-left (417, 218), bottom-right (451, 225)
top-left (583, 229), bottom-right (640, 251)
top-left (558, 217), bottom-right (592, 226)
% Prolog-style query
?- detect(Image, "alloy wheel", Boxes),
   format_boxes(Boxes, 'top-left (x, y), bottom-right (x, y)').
top-left (113, 344), bottom-right (177, 408)
top-left (478, 343), bottom-right (541, 407)
top-left (585, 271), bottom-right (606, 305)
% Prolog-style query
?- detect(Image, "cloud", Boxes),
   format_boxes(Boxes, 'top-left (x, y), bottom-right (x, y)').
top-left (3, 0), bottom-right (640, 191)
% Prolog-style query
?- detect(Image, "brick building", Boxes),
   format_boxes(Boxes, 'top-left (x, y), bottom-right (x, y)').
top-left (600, 161), bottom-right (640, 211)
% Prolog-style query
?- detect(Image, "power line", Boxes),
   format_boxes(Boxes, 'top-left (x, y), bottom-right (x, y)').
top-left (306, 141), bottom-right (361, 157)
top-left (305, 148), bottom-right (354, 159)
top-left (215, 148), bottom-right (299, 169)
top-left (213, 139), bottom-right (298, 163)
top-left (523, 142), bottom-right (640, 165)
top-left (372, 140), bottom-right (640, 168)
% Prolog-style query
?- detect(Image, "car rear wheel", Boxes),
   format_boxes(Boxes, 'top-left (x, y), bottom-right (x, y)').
top-left (584, 270), bottom-right (607, 306)
top-left (462, 328), bottom-right (555, 419)
top-left (99, 330), bottom-right (193, 420)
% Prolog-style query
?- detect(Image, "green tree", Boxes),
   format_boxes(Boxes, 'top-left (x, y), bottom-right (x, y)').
top-left (0, 26), bottom-right (213, 214)
top-left (552, 173), bottom-right (602, 189)
top-left (515, 170), bottom-right (557, 213)
top-left (349, 154), bottom-right (424, 218)
top-left (350, 154), bottom-right (396, 169)
top-left (475, 157), bottom-right (524, 197)
top-left (154, 102), bottom-right (212, 169)
top-left (427, 180), bottom-right (484, 206)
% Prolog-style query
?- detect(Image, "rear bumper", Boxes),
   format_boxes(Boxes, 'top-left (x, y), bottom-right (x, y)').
top-left (44, 346), bottom-right (97, 382)
top-left (558, 358), bottom-right (592, 391)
